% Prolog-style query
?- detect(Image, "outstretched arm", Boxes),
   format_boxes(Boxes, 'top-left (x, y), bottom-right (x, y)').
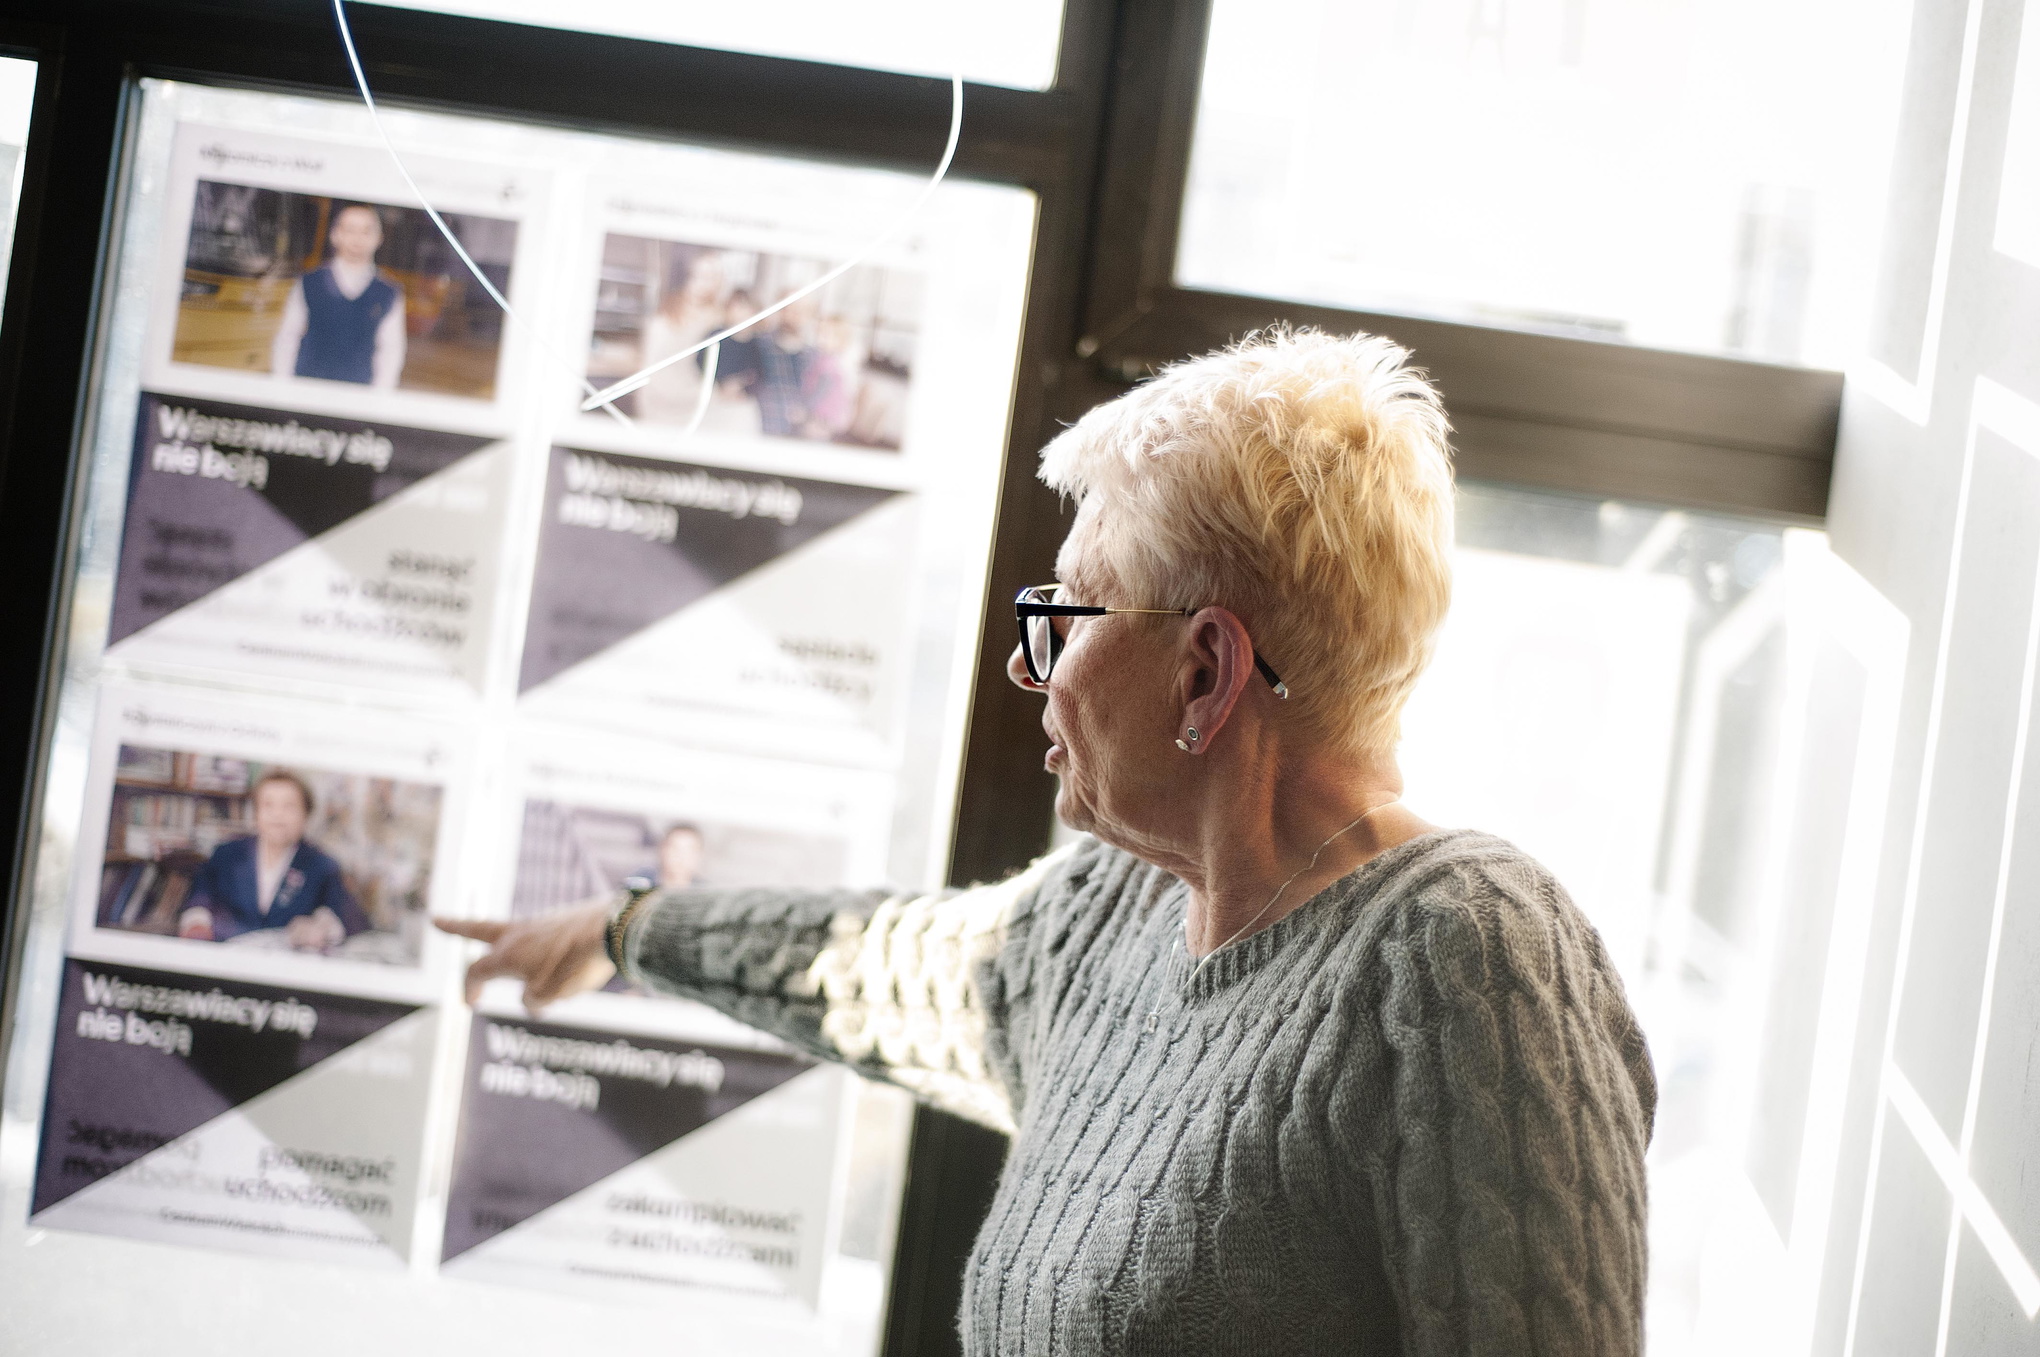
top-left (436, 843), bottom-right (1083, 1133)
top-left (617, 859), bottom-right (1066, 1131)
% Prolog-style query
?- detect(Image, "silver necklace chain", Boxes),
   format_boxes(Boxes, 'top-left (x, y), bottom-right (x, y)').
top-left (1188, 798), bottom-right (1402, 981)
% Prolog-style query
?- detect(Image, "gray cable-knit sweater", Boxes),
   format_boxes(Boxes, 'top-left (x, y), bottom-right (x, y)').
top-left (619, 828), bottom-right (1657, 1355)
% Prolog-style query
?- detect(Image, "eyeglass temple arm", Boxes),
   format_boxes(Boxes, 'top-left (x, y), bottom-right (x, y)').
top-left (1015, 595), bottom-right (1288, 697)
top-left (1252, 654), bottom-right (1290, 699)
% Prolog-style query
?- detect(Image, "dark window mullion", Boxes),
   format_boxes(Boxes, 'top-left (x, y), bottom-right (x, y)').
top-left (1098, 288), bottom-right (1841, 521)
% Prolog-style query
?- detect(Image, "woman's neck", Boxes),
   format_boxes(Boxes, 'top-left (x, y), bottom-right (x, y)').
top-left (1164, 755), bottom-right (1430, 959)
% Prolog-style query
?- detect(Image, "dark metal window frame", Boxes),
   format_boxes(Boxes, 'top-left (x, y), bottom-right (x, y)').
top-left (0, 3), bottom-right (1841, 1355)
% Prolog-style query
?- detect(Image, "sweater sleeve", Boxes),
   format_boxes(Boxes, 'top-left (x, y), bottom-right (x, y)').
top-left (1348, 854), bottom-right (1657, 1356)
top-left (618, 841), bottom-right (1091, 1133)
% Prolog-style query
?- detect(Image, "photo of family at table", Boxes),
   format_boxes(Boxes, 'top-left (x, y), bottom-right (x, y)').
top-left (588, 234), bottom-right (924, 451)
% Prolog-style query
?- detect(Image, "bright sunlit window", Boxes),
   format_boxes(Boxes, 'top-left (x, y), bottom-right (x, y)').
top-left (0, 57), bottom-right (36, 324)
top-left (1178, 0), bottom-right (1912, 367)
top-left (1402, 487), bottom-right (1903, 1353)
top-left (363, 0), bottom-right (1065, 91)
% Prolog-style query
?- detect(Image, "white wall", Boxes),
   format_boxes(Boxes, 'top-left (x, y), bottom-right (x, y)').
top-left (1791, 0), bottom-right (2040, 1349)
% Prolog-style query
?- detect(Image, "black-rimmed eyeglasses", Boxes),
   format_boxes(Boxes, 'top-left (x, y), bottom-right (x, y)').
top-left (1014, 584), bottom-right (1290, 696)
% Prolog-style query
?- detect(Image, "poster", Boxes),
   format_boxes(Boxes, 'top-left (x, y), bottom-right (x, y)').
top-left (439, 1013), bottom-right (842, 1308)
top-left (444, 742), bottom-right (881, 1308)
top-left (105, 392), bottom-right (511, 695)
top-left (31, 959), bottom-right (436, 1267)
top-left (514, 445), bottom-right (916, 760)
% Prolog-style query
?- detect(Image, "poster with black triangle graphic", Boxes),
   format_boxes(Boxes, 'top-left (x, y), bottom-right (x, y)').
top-left (107, 392), bottom-right (511, 697)
top-left (31, 958), bottom-right (434, 1266)
top-left (440, 1014), bottom-right (841, 1307)
top-left (517, 446), bottom-right (914, 763)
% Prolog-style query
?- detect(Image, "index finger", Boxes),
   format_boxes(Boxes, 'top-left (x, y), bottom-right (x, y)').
top-left (433, 916), bottom-right (507, 943)
top-left (462, 948), bottom-right (516, 1007)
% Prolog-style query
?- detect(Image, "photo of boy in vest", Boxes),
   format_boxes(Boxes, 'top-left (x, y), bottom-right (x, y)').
top-left (268, 202), bottom-right (407, 388)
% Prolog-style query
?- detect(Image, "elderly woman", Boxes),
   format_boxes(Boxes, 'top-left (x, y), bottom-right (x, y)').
top-left (440, 329), bottom-right (1655, 1354)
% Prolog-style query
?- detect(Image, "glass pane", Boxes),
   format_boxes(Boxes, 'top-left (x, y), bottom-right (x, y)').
top-left (1402, 482), bottom-right (1905, 1348)
top-left (0, 78), bottom-right (1035, 1354)
top-left (0, 57), bottom-right (36, 320)
top-left (1178, 0), bottom-right (1911, 367)
top-left (363, 0), bottom-right (1065, 91)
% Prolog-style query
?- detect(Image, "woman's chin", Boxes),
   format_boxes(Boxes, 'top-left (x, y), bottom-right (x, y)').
top-left (1052, 784), bottom-right (1096, 834)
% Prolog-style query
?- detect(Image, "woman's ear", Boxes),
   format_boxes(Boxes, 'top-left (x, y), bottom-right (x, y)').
top-left (1175, 607), bottom-right (1256, 754)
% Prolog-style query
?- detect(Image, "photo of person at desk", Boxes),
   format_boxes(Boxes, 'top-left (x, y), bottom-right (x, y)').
top-left (268, 202), bottom-right (406, 388)
top-left (177, 769), bottom-right (369, 951)
top-left (652, 822), bottom-right (704, 890)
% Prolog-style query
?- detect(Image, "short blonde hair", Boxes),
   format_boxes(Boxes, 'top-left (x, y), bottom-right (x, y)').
top-left (1039, 327), bottom-right (1455, 757)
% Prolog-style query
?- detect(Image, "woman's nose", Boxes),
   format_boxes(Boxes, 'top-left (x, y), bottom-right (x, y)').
top-left (1008, 643), bottom-right (1046, 692)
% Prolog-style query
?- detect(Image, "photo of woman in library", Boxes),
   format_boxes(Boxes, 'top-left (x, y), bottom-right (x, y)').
top-left (97, 745), bottom-right (442, 966)
top-left (178, 769), bottom-right (365, 949)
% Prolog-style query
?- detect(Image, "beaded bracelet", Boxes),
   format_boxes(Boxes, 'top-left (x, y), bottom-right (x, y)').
top-left (604, 877), bottom-right (658, 974)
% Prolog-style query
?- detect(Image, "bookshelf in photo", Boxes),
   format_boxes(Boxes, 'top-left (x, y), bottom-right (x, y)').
top-left (98, 746), bottom-right (254, 934)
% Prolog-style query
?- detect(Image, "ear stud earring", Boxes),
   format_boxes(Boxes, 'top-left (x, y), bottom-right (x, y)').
top-left (1174, 726), bottom-right (1200, 752)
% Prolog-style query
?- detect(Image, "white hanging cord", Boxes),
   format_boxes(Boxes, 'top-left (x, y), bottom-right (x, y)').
top-left (681, 340), bottom-right (721, 442)
top-left (329, 0), bottom-right (631, 425)
top-left (579, 72), bottom-right (964, 413)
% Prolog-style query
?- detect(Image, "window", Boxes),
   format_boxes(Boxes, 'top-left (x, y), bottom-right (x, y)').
top-left (0, 56), bottom-right (35, 322)
top-left (1178, 0), bottom-right (1911, 367)
top-left (362, 0), bottom-right (1067, 90)
top-left (1406, 484), bottom-right (1903, 1351)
